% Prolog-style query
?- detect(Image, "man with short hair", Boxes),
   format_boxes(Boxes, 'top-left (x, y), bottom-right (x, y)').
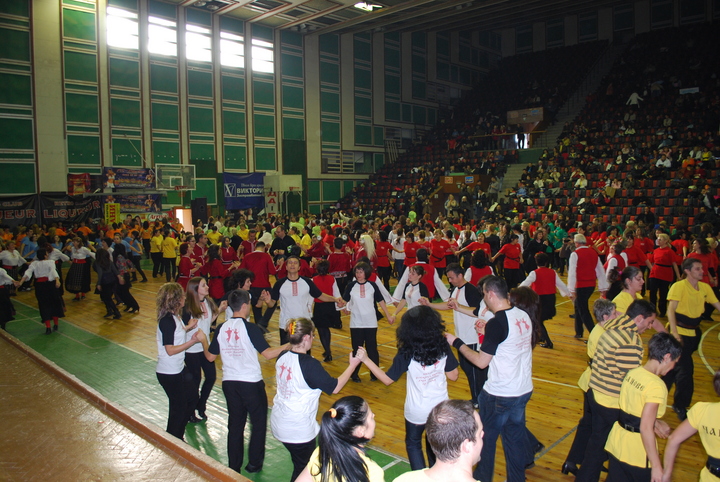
top-left (196, 289), bottom-right (287, 474)
top-left (574, 299), bottom-right (664, 482)
top-left (663, 257), bottom-right (720, 420)
top-left (568, 233), bottom-right (608, 339)
top-left (238, 241), bottom-right (276, 332)
top-left (269, 225), bottom-right (295, 261)
top-left (393, 399), bottom-right (483, 482)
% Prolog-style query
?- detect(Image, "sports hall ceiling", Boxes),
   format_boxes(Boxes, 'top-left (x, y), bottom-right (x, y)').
top-left (167, 0), bottom-right (628, 36)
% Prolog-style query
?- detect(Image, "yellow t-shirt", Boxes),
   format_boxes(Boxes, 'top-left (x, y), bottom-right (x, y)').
top-left (207, 231), bottom-right (222, 246)
top-left (612, 291), bottom-right (643, 315)
top-left (161, 237), bottom-right (178, 258)
top-left (578, 323), bottom-right (606, 391)
top-left (687, 402), bottom-right (720, 482)
top-left (299, 234), bottom-right (312, 251)
top-left (605, 367), bottom-right (667, 468)
top-left (237, 227), bottom-right (249, 240)
top-left (150, 235), bottom-right (163, 253)
top-left (668, 279), bottom-right (719, 336)
top-left (305, 447), bottom-right (385, 482)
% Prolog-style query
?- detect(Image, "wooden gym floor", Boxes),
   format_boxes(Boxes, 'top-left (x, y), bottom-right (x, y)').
top-left (2, 262), bottom-right (718, 481)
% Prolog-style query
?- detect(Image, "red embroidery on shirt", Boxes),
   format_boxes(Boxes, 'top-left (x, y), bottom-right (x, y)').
top-left (360, 284), bottom-right (366, 298)
top-left (292, 281), bottom-right (298, 296)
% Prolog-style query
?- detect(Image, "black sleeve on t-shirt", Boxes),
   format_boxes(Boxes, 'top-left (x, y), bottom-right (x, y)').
top-left (368, 280), bottom-right (384, 303)
top-left (245, 320), bottom-right (271, 353)
top-left (271, 278), bottom-right (286, 301)
top-left (159, 313), bottom-right (177, 346)
top-left (444, 343), bottom-right (460, 371)
top-left (298, 354), bottom-right (337, 394)
top-left (208, 322), bottom-right (222, 355)
top-left (462, 283), bottom-right (482, 309)
top-left (303, 277), bottom-right (323, 298)
top-left (480, 310), bottom-right (509, 356)
top-left (385, 352), bottom-right (412, 382)
top-left (342, 280), bottom-right (356, 302)
top-left (419, 282), bottom-right (430, 299)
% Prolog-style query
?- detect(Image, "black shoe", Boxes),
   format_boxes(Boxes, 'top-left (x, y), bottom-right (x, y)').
top-left (128, 308), bottom-right (139, 314)
top-left (104, 313), bottom-right (113, 319)
top-left (533, 442), bottom-right (545, 455)
top-left (45, 327), bottom-right (52, 335)
top-left (569, 314), bottom-right (575, 319)
top-left (672, 405), bottom-right (687, 421)
top-left (323, 355), bottom-right (333, 362)
top-left (601, 465), bottom-right (608, 473)
top-left (574, 334), bottom-right (583, 339)
top-left (113, 313), bottom-right (121, 319)
top-left (370, 375), bottom-right (378, 381)
top-left (53, 325), bottom-right (58, 331)
top-left (561, 461), bottom-right (578, 475)
top-left (140, 279), bottom-right (147, 283)
top-left (188, 415), bottom-right (201, 423)
top-left (245, 464), bottom-right (262, 473)
top-left (124, 306), bottom-right (131, 312)
top-left (539, 342), bottom-right (553, 349)
top-left (351, 376), bottom-right (361, 383)
top-left (197, 411), bottom-right (206, 421)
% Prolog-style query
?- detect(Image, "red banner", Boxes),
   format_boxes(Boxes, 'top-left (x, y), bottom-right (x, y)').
top-left (67, 173), bottom-right (91, 196)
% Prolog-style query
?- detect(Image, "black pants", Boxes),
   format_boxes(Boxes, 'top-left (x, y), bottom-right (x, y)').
top-left (351, 327), bottom-right (378, 379)
top-left (223, 380), bottom-right (267, 473)
top-left (143, 239), bottom-right (151, 259)
top-left (151, 252), bottom-right (163, 277)
top-left (131, 255), bottom-right (147, 281)
top-left (565, 388), bottom-right (594, 465)
top-left (606, 454), bottom-right (651, 482)
top-left (317, 326), bottom-right (331, 357)
top-left (116, 276), bottom-right (139, 310)
top-left (647, 277), bottom-right (671, 316)
top-left (574, 286), bottom-right (595, 337)
top-left (162, 257), bottom-right (176, 282)
top-left (249, 286), bottom-right (275, 329)
top-left (99, 282), bottom-right (119, 315)
top-left (377, 266), bottom-right (392, 290)
top-left (575, 389), bottom-right (619, 482)
top-left (184, 351), bottom-right (217, 415)
top-left (504, 267), bottom-right (524, 289)
top-left (283, 439), bottom-right (316, 482)
top-left (156, 368), bottom-right (195, 439)
top-left (458, 342), bottom-right (487, 402)
top-left (662, 328), bottom-right (701, 410)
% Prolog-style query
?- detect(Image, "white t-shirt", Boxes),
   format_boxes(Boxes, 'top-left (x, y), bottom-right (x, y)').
top-left (481, 306), bottom-right (533, 397)
top-left (208, 317), bottom-right (269, 382)
top-left (271, 276), bottom-right (323, 330)
top-left (450, 283), bottom-right (482, 344)
top-left (342, 279), bottom-right (384, 329)
top-left (156, 314), bottom-right (187, 375)
top-left (186, 299), bottom-right (214, 354)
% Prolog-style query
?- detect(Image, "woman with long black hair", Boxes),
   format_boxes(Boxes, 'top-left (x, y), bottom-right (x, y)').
top-left (113, 243), bottom-right (140, 313)
top-left (296, 396), bottom-right (383, 482)
top-left (356, 305), bottom-right (459, 470)
top-left (94, 248), bottom-right (121, 319)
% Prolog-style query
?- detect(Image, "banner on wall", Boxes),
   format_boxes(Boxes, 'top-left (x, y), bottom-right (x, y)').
top-left (103, 167), bottom-right (156, 190)
top-left (105, 203), bottom-right (122, 224)
top-left (265, 191), bottom-right (278, 214)
top-left (223, 172), bottom-right (265, 210)
top-left (0, 195), bottom-right (39, 228)
top-left (102, 194), bottom-right (163, 213)
top-left (67, 173), bottom-right (91, 196)
top-left (39, 194), bottom-right (103, 225)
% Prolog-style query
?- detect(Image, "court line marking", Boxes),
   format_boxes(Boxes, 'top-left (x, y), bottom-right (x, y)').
top-left (698, 322), bottom-right (720, 375)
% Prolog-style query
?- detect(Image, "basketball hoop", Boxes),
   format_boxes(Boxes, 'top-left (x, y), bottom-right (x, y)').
top-left (174, 185), bottom-right (189, 191)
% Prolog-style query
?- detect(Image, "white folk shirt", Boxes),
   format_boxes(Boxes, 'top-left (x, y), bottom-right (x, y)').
top-left (451, 283), bottom-right (483, 344)
top-left (186, 299), bottom-right (214, 354)
top-left (24, 260), bottom-right (58, 280)
top-left (209, 317), bottom-right (269, 382)
top-left (482, 306), bottom-right (533, 397)
top-left (271, 276), bottom-right (323, 330)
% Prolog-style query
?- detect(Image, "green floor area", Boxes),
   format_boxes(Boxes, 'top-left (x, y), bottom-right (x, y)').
top-left (6, 301), bottom-right (411, 481)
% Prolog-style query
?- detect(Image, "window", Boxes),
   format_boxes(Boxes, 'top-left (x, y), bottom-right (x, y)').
top-left (220, 31), bottom-right (244, 68)
top-left (186, 24), bottom-right (212, 62)
top-left (251, 38), bottom-right (274, 73)
top-left (148, 16), bottom-right (177, 56)
top-left (106, 6), bottom-right (138, 50)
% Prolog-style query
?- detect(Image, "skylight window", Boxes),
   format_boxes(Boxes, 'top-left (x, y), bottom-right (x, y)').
top-left (220, 31), bottom-right (244, 68)
top-left (186, 24), bottom-right (212, 62)
top-left (148, 16), bottom-right (177, 56)
top-left (106, 7), bottom-right (138, 50)
top-left (251, 38), bottom-right (274, 73)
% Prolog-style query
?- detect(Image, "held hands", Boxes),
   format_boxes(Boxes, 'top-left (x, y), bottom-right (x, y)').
top-left (194, 329), bottom-right (207, 344)
top-left (418, 297), bottom-right (431, 307)
top-left (186, 318), bottom-right (199, 331)
top-left (349, 349), bottom-right (363, 367)
top-left (354, 346), bottom-right (368, 363)
top-left (447, 298), bottom-right (458, 310)
top-left (475, 319), bottom-right (487, 334)
top-left (445, 332), bottom-right (458, 345)
top-left (335, 298), bottom-right (346, 308)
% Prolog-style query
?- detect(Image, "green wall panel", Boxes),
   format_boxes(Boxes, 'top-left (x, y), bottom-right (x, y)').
top-left (354, 38), bottom-right (371, 62)
top-left (0, 163), bottom-right (34, 193)
top-left (186, 7), bottom-right (211, 26)
top-left (374, 153), bottom-right (384, 170)
top-left (282, 117), bottom-right (304, 141)
top-left (254, 113), bottom-right (275, 138)
top-left (222, 110), bottom-right (245, 136)
top-left (153, 140), bottom-right (180, 164)
top-left (152, 103), bottom-right (178, 130)
top-left (0, 118), bottom-right (32, 149)
top-left (0, 0), bottom-right (30, 16)
top-left (282, 139), bottom-right (306, 176)
top-left (0, 28), bottom-right (30, 61)
top-left (282, 84), bottom-right (303, 110)
top-left (108, 0), bottom-right (137, 9)
top-left (189, 106), bottom-right (214, 133)
top-left (319, 34), bottom-right (338, 55)
top-left (220, 16), bottom-right (243, 34)
top-left (413, 105), bottom-right (426, 125)
top-left (164, 190), bottom-right (181, 206)
top-left (111, 98), bottom-right (140, 127)
top-left (281, 30), bottom-right (302, 47)
top-left (428, 108), bottom-right (436, 125)
top-left (252, 24), bottom-right (273, 41)
top-left (65, 93), bottom-right (98, 123)
top-left (190, 144), bottom-right (215, 162)
top-left (386, 101), bottom-right (400, 121)
top-left (321, 121), bottom-right (340, 143)
top-left (412, 79), bottom-right (426, 99)
top-left (67, 135), bottom-right (100, 164)
top-left (402, 103), bottom-right (412, 122)
top-left (320, 91), bottom-right (339, 114)
top-left (412, 54), bottom-right (426, 73)
top-left (385, 47), bottom-right (400, 68)
top-left (281, 53), bottom-right (303, 78)
top-left (111, 138), bottom-right (142, 166)
top-left (253, 80), bottom-right (274, 106)
top-left (354, 68), bottom-right (371, 90)
top-left (385, 74), bottom-right (400, 95)
top-left (374, 126), bottom-right (384, 147)
top-left (322, 181), bottom-right (340, 202)
top-left (109, 57), bottom-right (139, 88)
top-left (0, 73), bottom-right (31, 105)
top-left (222, 75), bottom-right (245, 102)
top-left (64, 51), bottom-right (97, 83)
top-left (150, 63), bottom-right (178, 93)
top-left (319, 61), bottom-right (339, 84)
top-left (255, 147), bottom-right (276, 171)
top-left (190, 178), bottom-right (216, 204)
top-left (63, 8), bottom-right (96, 42)
top-left (188, 70), bottom-right (213, 97)
top-left (355, 124), bottom-right (372, 145)
top-left (224, 144), bottom-right (246, 170)
top-left (148, 0), bottom-right (176, 18)
top-left (354, 96), bottom-right (371, 117)
top-left (343, 180), bottom-right (354, 195)
top-left (308, 180), bottom-right (320, 202)
top-left (309, 204), bottom-right (321, 215)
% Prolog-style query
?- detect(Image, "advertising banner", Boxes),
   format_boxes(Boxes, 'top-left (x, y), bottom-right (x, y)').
top-left (0, 195), bottom-right (39, 228)
top-left (67, 173), bottom-right (91, 196)
top-left (265, 191), bottom-right (279, 214)
top-left (39, 194), bottom-right (103, 226)
top-left (105, 203), bottom-right (122, 224)
top-left (103, 167), bottom-right (156, 189)
top-left (102, 194), bottom-right (163, 213)
top-left (223, 172), bottom-right (265, 210)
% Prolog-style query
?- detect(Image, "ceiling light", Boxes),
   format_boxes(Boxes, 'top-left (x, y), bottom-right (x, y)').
top-left (354, 2), bottom-right (383, 12)
top-left (195, 1), bottom-right (207, 6)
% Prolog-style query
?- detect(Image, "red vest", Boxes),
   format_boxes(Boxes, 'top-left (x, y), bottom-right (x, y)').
top-left (532, 267), bottom-right (557, 295)
top-left (575, 246), bottom-right (599, 288)
top-left (604, 253), bottom-right (626, 274)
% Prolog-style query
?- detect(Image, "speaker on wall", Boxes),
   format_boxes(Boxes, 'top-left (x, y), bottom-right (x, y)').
top-left (191, 197), bottom-right (208, 225)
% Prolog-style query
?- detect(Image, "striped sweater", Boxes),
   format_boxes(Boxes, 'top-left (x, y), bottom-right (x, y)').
top-left (588, 314), bottom-right (644, 399)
